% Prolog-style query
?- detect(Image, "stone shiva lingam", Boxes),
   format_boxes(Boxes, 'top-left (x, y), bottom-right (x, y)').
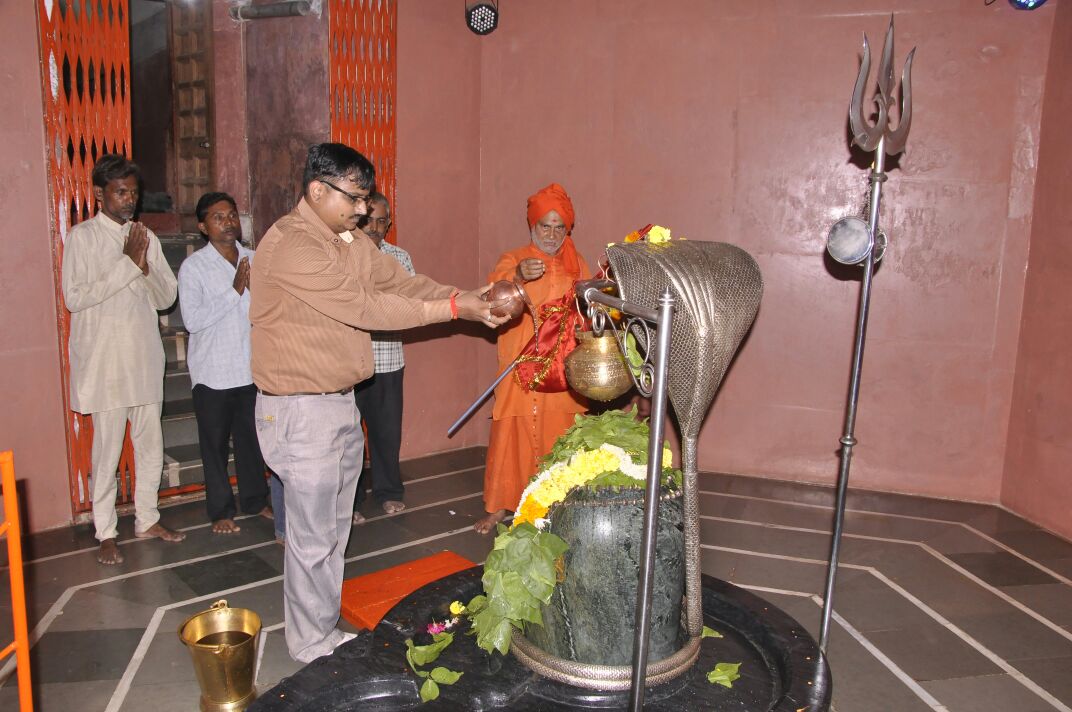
top-left (507, 236), bottom-right (766, 693)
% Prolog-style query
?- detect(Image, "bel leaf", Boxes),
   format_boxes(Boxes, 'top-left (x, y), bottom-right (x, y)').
top-left (538, 531), bottom-right (568, 557)
top-left (706, 662), bottom-right (742, 688)
top-left (419, 678), bottom-right (440, 702)
top-left (429, 667), bottom-right (463, 685)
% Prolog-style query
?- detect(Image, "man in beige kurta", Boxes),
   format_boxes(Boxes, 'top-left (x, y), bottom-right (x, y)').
top-left (62, 154), bottom-right (186, 565)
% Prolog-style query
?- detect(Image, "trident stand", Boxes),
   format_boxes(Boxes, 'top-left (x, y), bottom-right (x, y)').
top-left (819, 18), bottom-right (915, 650)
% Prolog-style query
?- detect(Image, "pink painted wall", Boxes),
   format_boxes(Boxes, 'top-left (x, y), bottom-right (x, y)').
top-left (0, 2), bottom-right (76, 531)
top-left (401, 0), bottom-right (1058, 504)
top-left (1002, 0), bottom-right (1072, 541)
top-left (396, 1), bottom-right (489, 455)
top-left (3, 0), bottom-right (1067, 532)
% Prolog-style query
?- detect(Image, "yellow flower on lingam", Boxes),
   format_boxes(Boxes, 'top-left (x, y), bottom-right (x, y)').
top-left (646, 225), bottom-right (672, 244)
top-left (513, 444), bottom-right (668, 529)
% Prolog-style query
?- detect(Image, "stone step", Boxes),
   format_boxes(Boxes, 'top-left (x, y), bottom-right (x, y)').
top-left (163, 331), bottom-right (188, 366)
top-left (159, 236), bottom-right (201, 332)
top-left (164, 361), bottom-right (192, 402)
top-left (161, 397), bottom-right (198, 448)
top-left (162, 441), bottom-right (231, 489)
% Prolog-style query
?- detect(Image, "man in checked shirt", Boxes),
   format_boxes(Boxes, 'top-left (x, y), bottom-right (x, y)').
top-left (351, 193), bottom-right (411, 524)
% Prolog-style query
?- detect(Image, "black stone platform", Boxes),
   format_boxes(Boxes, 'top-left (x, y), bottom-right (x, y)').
top-left (251, 569), bottom-right (831, 711)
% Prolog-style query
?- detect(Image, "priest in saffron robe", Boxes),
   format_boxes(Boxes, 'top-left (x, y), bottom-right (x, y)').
top-left (475, 183), bottom-right (591, 534)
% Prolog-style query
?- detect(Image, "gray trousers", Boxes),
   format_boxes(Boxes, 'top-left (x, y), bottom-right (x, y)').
top-left (255, 392), bottom-right (362, 663)
top-left (91, 403), bottom-right (164, 541)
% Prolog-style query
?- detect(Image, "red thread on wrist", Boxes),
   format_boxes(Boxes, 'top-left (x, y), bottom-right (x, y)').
top-left (449, 291), bottom-right (459, 320)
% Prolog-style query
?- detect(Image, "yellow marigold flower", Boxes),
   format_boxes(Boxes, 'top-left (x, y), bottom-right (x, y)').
top-left (663, 448), bottom-right (673, 468)
top-left (514, 494), bottom-right (550, 528)
top-left (647, 225), bottom-right (671, 244)
top-left (449, 600), bottom-right (466, 616)
top-left (570, 448), bottom-right (617, 477)
top-left (533, 481), bottom-right (564, 507)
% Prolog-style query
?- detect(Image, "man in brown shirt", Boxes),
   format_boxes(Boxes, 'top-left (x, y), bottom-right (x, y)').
top-left (251, 143), bottom-right (507, 663)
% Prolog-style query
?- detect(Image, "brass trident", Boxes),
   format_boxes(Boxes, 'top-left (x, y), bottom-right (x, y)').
top-left (849, 17), bottom-right (916, 155)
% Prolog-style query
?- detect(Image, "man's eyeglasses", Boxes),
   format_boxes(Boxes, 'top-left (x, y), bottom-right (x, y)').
top-left (319, 179), bottom-right (370, 206)
top-left (536, 223), bottom-right (567, 238)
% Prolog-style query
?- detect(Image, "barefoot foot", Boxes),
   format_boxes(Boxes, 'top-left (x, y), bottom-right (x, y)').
top-left (211, 518), bottom-right (241, 534)
top-left (96, 538), bottom-right (124, 565)
top-left (134, 522), bottom-right (187, 542)
top-left (258, 506), bottom-right (274, 521)
top-left (473, 509), bottom-right (508, 535)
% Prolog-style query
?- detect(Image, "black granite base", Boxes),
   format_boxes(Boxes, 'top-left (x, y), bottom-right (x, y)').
top-left (251, 569), bottom-right (831, 711)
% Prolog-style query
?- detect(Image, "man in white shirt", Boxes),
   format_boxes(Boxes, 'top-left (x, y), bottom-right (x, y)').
top-left (179, 192), bottom-right (272, 534)
top-left (352, 193), bottom-right (410, 524)
top-left (62, 154), bottom-right (186, 565)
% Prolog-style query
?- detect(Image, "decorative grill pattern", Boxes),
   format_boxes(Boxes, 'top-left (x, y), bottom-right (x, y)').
top-left (329, 0), bottom-right (398, 240)
top-left (37, 0), bottom-right (136, 514)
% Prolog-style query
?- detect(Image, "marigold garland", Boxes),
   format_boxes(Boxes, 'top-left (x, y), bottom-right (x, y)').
top-left (512, 443), bottom-right (673, 528)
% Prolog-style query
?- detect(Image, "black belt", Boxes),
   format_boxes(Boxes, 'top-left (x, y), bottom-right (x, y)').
top-left (257, 385), bottom-right (355, 397)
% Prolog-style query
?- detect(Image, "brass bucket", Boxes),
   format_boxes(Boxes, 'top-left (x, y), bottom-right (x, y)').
top-left (178, 600), bottom-right (262, 712)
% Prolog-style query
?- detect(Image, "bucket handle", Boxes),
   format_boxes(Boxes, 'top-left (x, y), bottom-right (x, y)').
top-left (204, 600), bottom-right (232, 657)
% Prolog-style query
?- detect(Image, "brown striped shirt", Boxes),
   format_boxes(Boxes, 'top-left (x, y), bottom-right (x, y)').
top-left (250, 198), bottom-right (455, 394)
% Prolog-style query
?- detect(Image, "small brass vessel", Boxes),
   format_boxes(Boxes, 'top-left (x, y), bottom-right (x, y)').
top-left (565, 331), bottom-right (634, 401)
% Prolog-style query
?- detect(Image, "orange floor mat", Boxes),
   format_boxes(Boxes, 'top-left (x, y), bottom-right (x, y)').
top-left (340, 550), bottom-right (476, 630)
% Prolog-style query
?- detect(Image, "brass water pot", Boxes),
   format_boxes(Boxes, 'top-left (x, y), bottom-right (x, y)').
top-left (565, 331), bottom-right (634, 401)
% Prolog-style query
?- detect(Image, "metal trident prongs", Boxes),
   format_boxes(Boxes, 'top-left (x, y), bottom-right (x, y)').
top-left (849, 17), bottom-right (916, 155)
top-left (820, 17), bottom-right (916, 652)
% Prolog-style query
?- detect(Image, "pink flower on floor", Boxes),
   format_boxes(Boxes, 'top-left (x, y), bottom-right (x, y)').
top-left (426, 616), bottom-right (461, 635)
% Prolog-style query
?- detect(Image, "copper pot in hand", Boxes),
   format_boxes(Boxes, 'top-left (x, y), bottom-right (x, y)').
top-left (482, 279), bottom-right (533, 319)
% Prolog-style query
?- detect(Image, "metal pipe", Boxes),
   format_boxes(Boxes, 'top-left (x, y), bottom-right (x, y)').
top-left (447, 333), bottom-right (537, 437)
top-left (819, 135), bottom-right (886, 649)
top-left (582, 287), bottom-right (661, 324)
top-left (229, 1), bottom-right (311, 21)
top-left (627, 287), bottom-right (675, 712)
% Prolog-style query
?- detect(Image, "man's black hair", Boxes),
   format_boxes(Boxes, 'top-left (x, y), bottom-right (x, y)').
top-left (195, 191), bottom-right (238, 223)
top-left (91, 154), bottom-right (141, 189)
top-left (302, 143), bottom-right (375, 194)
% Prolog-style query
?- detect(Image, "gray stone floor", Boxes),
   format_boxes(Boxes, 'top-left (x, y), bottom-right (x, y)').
top-left (1, 447), bottom-right (1071, 711)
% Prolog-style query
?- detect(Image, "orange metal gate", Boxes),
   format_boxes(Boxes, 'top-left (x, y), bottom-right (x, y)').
top-left (37, 0), bottom-right (137, 515)
top-left (328, 0), bottom-right (398, 241)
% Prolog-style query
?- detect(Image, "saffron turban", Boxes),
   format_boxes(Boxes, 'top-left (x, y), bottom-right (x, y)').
top-left (526, 183), bottom-right (575, 231)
